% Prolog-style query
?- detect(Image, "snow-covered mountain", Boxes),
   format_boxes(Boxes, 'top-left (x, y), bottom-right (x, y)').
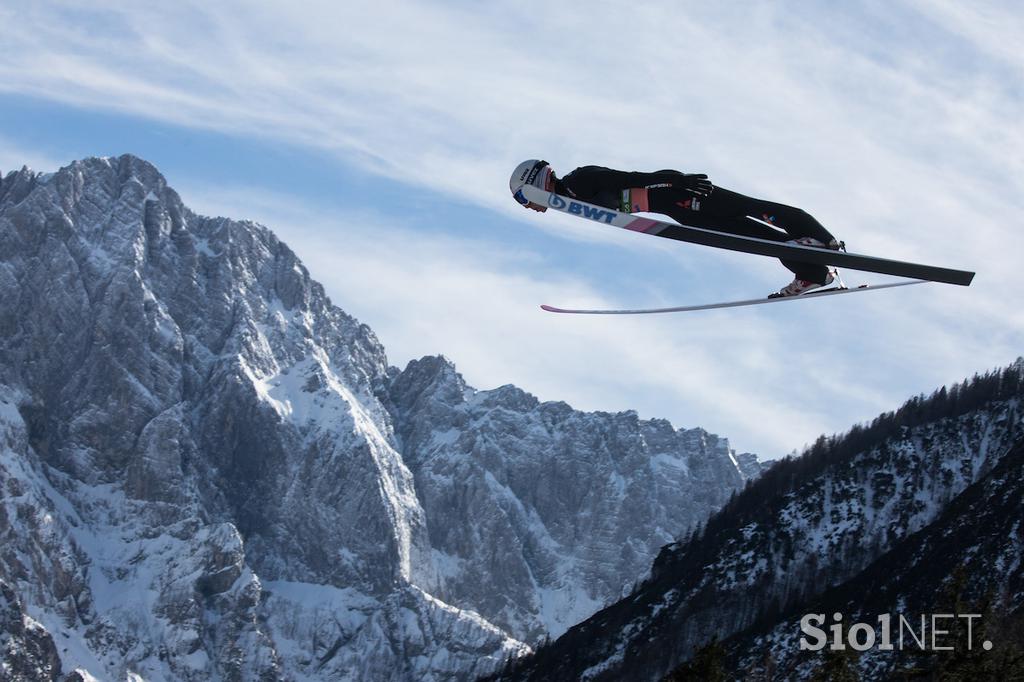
top-left (727, 433), bottom-right (1024, 680)
top-left (502, 362), bottom-right (1024, 681)
top-left (0, 155), bottom-right (760, 681)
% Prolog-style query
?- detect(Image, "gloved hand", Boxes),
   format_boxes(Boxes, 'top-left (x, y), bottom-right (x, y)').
top-left (677, 173), bottom-right (713, 197)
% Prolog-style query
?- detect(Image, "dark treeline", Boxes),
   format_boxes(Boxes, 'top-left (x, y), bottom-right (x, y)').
top-left (653, 358), bottom-right (1024, 579)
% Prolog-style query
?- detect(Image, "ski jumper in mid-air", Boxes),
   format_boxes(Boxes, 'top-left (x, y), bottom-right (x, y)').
top-left (509, 160), bottom-right (845, 298)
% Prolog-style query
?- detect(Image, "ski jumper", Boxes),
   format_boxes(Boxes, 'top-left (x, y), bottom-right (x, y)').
top-left (555, 166), bottom-right (837, 283)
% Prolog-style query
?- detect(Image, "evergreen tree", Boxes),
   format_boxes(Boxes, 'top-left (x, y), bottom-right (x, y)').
top-left (810, 646), bottom-right (860, 682)
top-left (897, 567), bottom-right (1024, 680)
top-left (664, 637), bottom-right (727, 682)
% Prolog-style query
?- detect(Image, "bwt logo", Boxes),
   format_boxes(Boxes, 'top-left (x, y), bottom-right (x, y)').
top-left (548, 195), bottom-right (615, 224)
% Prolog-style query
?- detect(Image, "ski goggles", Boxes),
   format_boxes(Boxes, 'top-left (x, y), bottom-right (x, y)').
top-left (513, 188), bottom-right (530, 206)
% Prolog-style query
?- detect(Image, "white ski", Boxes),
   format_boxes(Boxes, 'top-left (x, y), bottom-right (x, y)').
top-left (541, 280), bottom-right (928, 315)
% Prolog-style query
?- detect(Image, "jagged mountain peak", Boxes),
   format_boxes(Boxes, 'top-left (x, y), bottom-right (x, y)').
top-left (3, 152), bottom-right (389, 395)
top-left (0, 165), bottom-right (43, 206)
top-left (476, 383), bottom-right (540, 411)
top-left (391, 354), bottom-right (468, 404)
top-left (1, 154), bottom-right (761, 680)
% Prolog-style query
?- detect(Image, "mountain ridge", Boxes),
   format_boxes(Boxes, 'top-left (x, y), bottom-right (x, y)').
top-left (0, 154), bottom-right (760, 680)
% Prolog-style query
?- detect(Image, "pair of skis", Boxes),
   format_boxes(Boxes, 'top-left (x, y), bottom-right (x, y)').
top-left (518, 185), bottom-right (974, 315)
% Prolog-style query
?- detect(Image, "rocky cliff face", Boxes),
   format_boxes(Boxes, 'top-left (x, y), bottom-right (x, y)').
top-left (388, 355), bottom-right (755, 641)
top-left (0, 156), bottom-right (759, 680)
top-left (0, 577), bottom-right (62, 682)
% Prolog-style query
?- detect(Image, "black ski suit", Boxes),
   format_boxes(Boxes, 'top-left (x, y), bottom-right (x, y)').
top-left (555, 166), bottom-right (837, 283)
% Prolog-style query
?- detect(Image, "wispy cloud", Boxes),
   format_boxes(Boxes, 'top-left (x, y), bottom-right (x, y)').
top-left (0, 135), bottom-right (63, 173)
top-left (1, 1), bottom-right (1020, 456)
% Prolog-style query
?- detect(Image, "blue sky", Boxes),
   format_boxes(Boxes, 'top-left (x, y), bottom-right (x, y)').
top-left (2, 1), bottom-right (1022, 459)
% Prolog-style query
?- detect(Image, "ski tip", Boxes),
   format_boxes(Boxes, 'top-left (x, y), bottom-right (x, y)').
top-left (541, 304), bottom-right (578, 313)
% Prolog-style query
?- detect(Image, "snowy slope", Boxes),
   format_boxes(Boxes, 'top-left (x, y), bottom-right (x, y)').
top-left (728, 436), bottom-right (1024, 680)
top-left (0, 155), bottom-right (758, 680)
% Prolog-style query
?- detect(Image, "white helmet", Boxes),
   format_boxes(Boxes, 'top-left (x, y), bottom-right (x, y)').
top-left (509, 159), bottom-right (552, 208)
